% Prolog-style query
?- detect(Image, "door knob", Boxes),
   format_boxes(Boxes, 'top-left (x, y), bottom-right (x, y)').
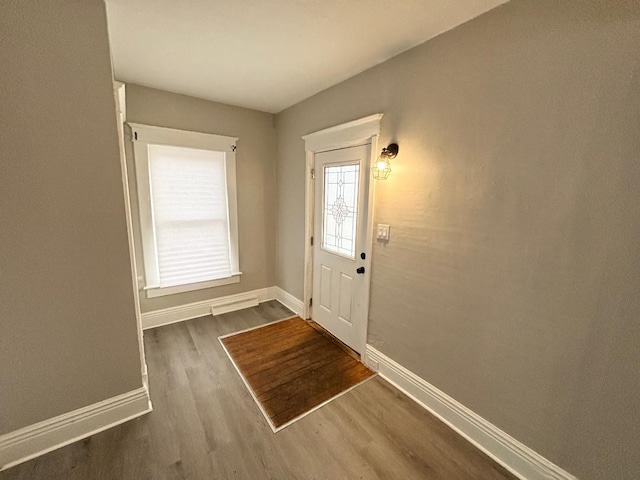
top-left (356, 267), bottom-right (365, 274)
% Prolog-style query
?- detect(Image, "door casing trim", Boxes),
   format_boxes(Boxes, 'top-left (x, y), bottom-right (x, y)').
top-left (302, 114), bottom-right (382, 354)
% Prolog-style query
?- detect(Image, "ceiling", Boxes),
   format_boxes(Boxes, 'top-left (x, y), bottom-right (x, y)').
top-left (105, 0), bottom-right (508, 114)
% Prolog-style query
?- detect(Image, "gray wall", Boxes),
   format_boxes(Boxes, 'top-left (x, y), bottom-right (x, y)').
top-left (0, 0), bottom-right (142, 433)
top-left (275, 1), bottom-right (640, 479)
top-left (124, 85), bottom-right (277, 313)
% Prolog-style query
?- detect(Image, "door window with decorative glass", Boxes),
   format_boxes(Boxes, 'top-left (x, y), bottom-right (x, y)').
top-left (322, 163), bottom-right (359, 259)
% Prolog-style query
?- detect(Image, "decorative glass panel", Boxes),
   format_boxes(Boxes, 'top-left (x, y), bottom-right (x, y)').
top-left (322, 163), bottom-right (359, 258)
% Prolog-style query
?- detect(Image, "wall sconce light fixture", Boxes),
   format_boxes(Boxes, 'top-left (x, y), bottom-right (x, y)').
top-left (372, 143), bottom-right (398, 180)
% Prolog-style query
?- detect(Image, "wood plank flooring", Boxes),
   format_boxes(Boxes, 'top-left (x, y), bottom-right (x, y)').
top-left (1, 301), bottom-right (517, 480)
top-left (220, 316), bottom-right (374, 429)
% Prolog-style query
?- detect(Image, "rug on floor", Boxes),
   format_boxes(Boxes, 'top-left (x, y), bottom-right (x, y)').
top-left (219, 316), bottom-right (375, 431)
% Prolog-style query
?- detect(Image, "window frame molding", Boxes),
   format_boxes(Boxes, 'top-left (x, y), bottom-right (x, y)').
top-left (127, 123), bottom-right (241, 298)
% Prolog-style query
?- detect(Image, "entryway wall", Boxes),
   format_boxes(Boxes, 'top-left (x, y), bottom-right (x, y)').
top-left (274, 2), bottom-right (640, 480)
top-left (0, 1), bottom-right (150, 470)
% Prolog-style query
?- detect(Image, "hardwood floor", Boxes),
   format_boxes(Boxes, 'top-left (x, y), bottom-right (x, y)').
top-left (220, 316), bottom-right (374, 429)
top-left (1, 301), bottom-right (516, 480)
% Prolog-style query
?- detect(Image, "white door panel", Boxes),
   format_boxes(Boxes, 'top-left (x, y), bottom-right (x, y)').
top-left (320, 264), bottom-right (332, 311)
top-left (312, 144), bottom-right (370, 352)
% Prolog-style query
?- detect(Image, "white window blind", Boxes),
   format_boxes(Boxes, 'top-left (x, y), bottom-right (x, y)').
top-left (148, 144), bottom-right (232, 287)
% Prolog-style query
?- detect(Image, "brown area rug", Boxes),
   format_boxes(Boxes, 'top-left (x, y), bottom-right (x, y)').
top-left (219, 316), bottom-right (375, 431)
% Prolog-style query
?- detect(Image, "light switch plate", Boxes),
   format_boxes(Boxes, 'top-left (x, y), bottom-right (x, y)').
top-left (377, 224), bottom-right (390, 241)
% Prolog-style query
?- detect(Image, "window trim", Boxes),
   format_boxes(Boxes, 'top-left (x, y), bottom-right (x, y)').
top-left (143, 276), bottom-right (240, 298)
top-left (128, 123), bottom-right (241, 298)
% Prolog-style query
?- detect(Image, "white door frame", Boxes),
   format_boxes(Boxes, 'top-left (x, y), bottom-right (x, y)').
top-left (302, 114), bottom-right (382, 354)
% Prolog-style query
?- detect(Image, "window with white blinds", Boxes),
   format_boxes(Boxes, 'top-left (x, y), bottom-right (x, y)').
top-left (148, 144), bottom-right (232, 287)
top-left (130, 123), bottom-right (240, 298)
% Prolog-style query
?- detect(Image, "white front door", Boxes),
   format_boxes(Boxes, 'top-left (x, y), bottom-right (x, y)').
top-left (312, 144), bottom-right (371, 353)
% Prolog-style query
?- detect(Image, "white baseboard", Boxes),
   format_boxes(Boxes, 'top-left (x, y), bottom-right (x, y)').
top-left (0, 387), bottom-right (152, 472)
top-left (363, 346), bottom-right (576, 480)
top-left (275, 287), bottom-right (305, 317)
top-left (141, 287), bottom-right (277, 330)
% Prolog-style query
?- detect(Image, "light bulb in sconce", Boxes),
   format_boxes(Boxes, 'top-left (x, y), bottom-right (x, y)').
top-left (372, 143), bottom-right (398, 180)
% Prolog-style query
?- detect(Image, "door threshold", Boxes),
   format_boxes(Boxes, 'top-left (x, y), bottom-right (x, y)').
top-left (306, 320), bottom-right (361, 362)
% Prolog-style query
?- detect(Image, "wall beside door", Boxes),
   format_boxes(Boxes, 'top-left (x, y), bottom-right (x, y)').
top-left (123, 84), bottom-right (278, 313)
top-left (274, 1), bottom-right (640, 479)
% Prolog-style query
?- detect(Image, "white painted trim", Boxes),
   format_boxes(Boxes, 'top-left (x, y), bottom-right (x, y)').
top-left (141, 287), bottom-right (277, 330)
top-left (303, 114), bottom-right (382, 354)
top-left (363, 346), bottom-right (577, 480)
top-left (113, 82), bottom-right (149, 393)
top-left (275, 287), bottom-right (305, 317)
top-left (0, 387), bottom-right (151, 472)
top-left (114, 81), bottom-right (126, 121)
top-left (144, 274), bottom-right (241, 298)
top-left (129, 123), bottom-right (241, 291)
top-left (302, 114), bottom-right (383, 152)
top-left (127, 123), bottom-right (237, 152)
top-left (302, 150), bottom-right (314, 320)
top-left (132, 138), bottom-right (160, 286)
top-left (358, 134), bottom-right (379, 355)
top-left (225, 152), bottom-right (241, 274)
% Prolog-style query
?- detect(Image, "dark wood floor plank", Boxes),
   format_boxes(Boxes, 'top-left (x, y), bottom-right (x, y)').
top-left (1, 300), bottom-right (517, 480)
top-left (232, 333), bottom-right (326, 377)
top-left (221, 316), bottom-right (375, 428)
top-left (245, 338), bottom-right (348, 393)
top-left (269, 363), bottom-right (374, 426)
top-left (221, 320), bottom-right (314, 358)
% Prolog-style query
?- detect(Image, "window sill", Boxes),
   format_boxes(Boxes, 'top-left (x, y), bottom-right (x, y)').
top-left (144, 274), bottom-right (241, 298)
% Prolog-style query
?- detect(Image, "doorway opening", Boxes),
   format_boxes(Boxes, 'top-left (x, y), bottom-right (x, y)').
top-left (302, 114), bottom-right (382, 354)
